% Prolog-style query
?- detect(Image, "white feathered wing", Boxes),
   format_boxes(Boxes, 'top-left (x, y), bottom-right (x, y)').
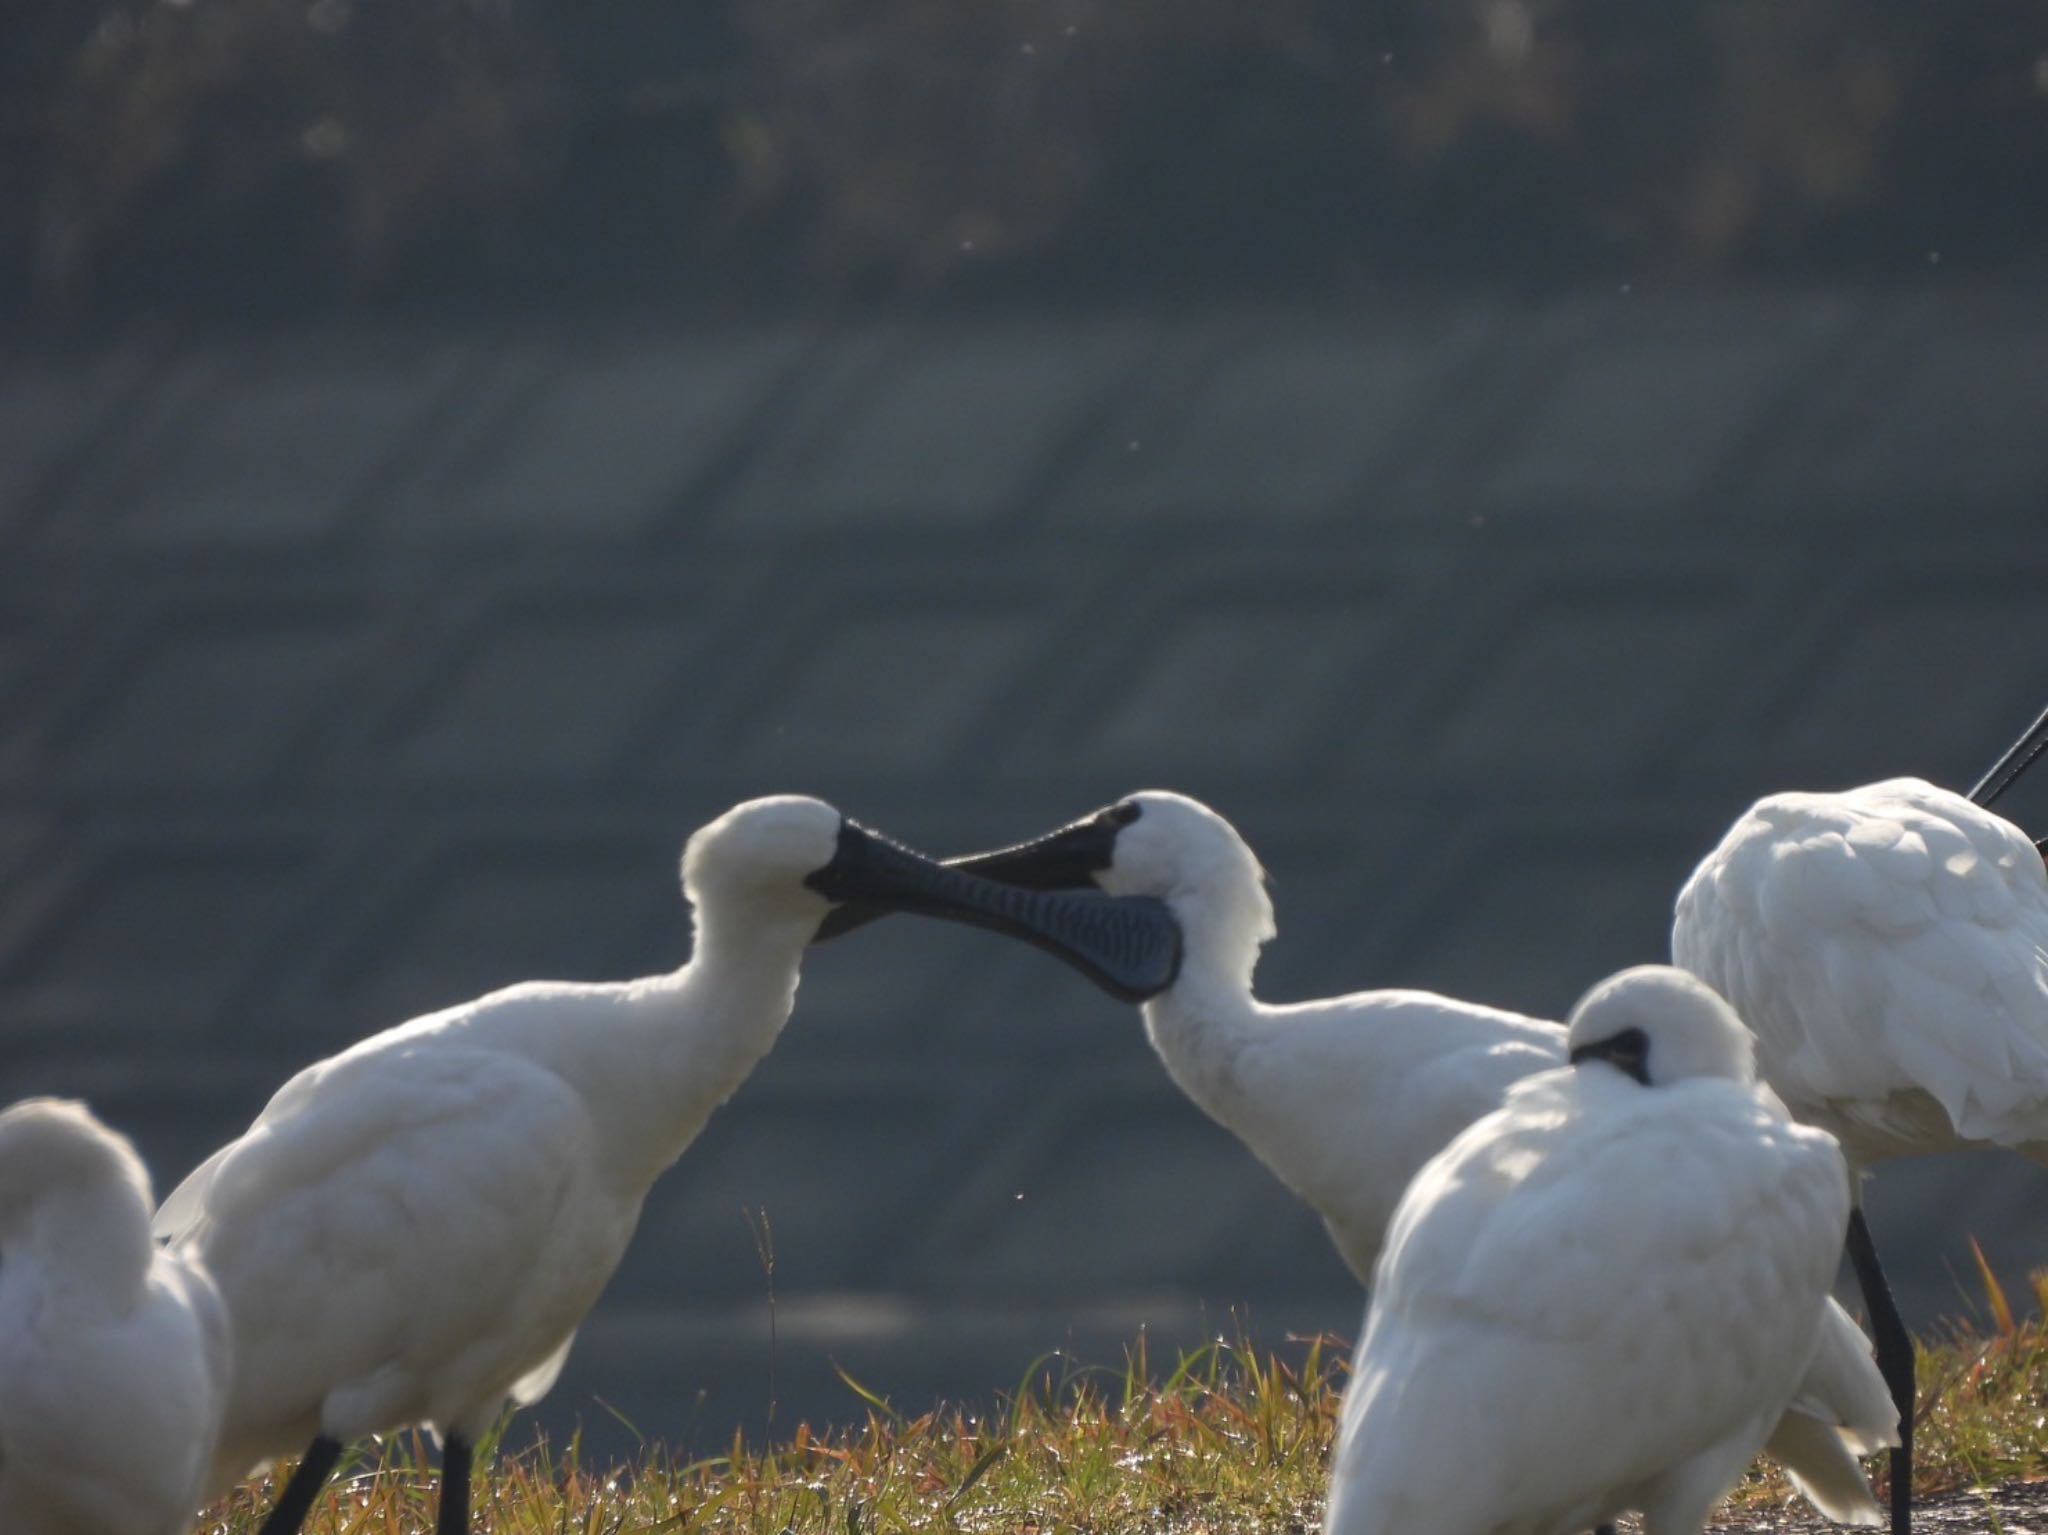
top-left (1326, 1066), bottom-right (1858, 1535)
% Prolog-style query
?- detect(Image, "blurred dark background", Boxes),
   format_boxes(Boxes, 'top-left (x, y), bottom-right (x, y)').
top-left (4, 0), bottom-right (2048, 1458)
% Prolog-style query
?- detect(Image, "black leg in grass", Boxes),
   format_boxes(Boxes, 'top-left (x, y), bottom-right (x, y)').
top-left (1847, 1208), bottom-right (1914, 1535)
top-left (257, 1435), bottom-right (345, 1535)
top-left (1844, 693), bottom-right (2048, 1535)
top-left (1878, 702), bottom-right (2048, 1521)
top-left (438, 1430), bottom-right (472, 1535)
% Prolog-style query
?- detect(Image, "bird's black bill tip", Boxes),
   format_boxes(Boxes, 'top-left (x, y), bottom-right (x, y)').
top-left (1025, 891), bottom-right (1182, 1004)
top-left (950, 802), bottom-right (1131, 890)
top-left (804, 818), bottom-right (1181, 1001)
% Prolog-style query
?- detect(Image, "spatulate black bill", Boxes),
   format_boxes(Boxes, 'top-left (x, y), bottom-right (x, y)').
top-left (812, 806), bottom-right (1126, 944)
top-left (807, 820), bottom-right (1179, 1002)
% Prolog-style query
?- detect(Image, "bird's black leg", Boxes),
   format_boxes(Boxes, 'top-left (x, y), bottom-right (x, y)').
top-left (1846, 1207), bottom-right (1914, 1535)
top-left (1968, 699), bottom-right (2048, 810)
top-left (438, 1430), bottom-right (473, 1535)
top-left (1593, 1525), bottom-right (1616, 1535)
top-left (257, 1435), bottom-right (346, 1535)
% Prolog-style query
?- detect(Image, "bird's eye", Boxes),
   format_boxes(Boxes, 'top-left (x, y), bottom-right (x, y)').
top-left (1106, 801), bottom-right (1143, 829)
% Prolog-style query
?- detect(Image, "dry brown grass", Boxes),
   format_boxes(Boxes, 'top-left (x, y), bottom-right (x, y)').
top-left (201, 1291), bottom-right (2048, 1535)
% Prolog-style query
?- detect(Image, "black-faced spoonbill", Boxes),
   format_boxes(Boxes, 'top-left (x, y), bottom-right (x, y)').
top-left (1673, 742), bottom-right (2048, 1535)
top-left (1324, 965), bottom-right (1881, 1535)
top-left (0, 1098), bottom-right (231, 1535)
top-left (153, 794), bottom-right (1182, 1535)
top-left (819, 790), bottom-right (1896, 1523)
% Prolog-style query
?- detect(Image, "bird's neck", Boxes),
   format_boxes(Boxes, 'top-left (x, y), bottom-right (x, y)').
top-left (1132, 881), bottom-right (1272, 1123)
top-left (26, 1189), bottom-right (151, 1313)
top-left (1140, 948), bottom-right (1264, 1129)
top-left (599, 905), bottom-right (816, 1189)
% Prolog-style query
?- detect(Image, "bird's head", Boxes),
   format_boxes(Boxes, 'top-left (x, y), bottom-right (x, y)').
top-left (1565, 965), bottom-right (1757, 1088)
top-left (682, 795), bottom-right (849, 916)
top-left (683, 795), bottom-right (1183, 1002)
top-left (1083, 792), bottom-right (1272, 924)
top-left (0, 1098), bottom-right (154, 1260)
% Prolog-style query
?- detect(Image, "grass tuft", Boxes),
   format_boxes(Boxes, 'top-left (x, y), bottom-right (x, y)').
top-left (200, 1292), bottom-right (2048, 1534)
top-left (1725, 1266), bottom-right (2048, 1516)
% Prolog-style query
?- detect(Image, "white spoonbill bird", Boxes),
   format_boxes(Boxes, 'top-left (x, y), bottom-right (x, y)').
top-left (154, 794), bottom-right (1182, 1535)
top-left (0, 1098), bottom-right (231, 1535)
top-left (817, 790), bottom-right (1897, 1524)
top-left (818, 792), bottom-right (1570, 1280)
top-left (1673, 743), bottom-right (2048, 1535)
top-left (1325, 965), bottom-right (1876, 1535)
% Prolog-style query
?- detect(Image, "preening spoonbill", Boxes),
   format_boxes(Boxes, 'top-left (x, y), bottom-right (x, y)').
top-left (0, 1098), bottom-right (230, 1535)
top-left (154, 794), bottom-right (1182, 1535)
top-left (1324, 965), bottom-right (1877, 1535)
top-left (1673, 726), bottom-right (2048, 1535)
top-left (820, 790), bottom-right (1896, 1523)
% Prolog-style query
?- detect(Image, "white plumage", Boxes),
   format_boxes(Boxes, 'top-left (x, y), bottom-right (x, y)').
top-left (964, 790), bottom-right (1894, 1522)
top-left (1083, 791), bottom-right (1562, 1283)
top-left (1672, 772), bottom-right (2048, 1533)
top-left (154, 794), bottom-right (1179, 1531)
top-left (1325, 966), bottom-right (1876, 1535)
top-left (158, 799), bottom-right (851, 1499)
top-left (0, 1098), bottom-right (230, 1535)
top-left (1673, 775), bottom-right (2048, 1167)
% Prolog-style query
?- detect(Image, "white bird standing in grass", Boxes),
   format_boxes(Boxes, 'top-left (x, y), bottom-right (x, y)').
top-left (154, 794), bottom-right (1182, 1535)
top-left (819, 790), bottom-right (1898, 1524)
top-left (1324, 965), bottom-right (1876, 1535)
top-left (0, 1098), bottom-right (231, 1535)
top-left (1672, 703), bottom-right (2048, 1535)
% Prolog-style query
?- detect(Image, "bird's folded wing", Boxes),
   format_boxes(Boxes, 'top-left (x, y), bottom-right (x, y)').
top-left (1676, 780), bottom-right (2048, 1146)
top-left (154, 1045), bottom-right (627, 1437)
top-left (1365, 1075), bottom-right (1852, 1494)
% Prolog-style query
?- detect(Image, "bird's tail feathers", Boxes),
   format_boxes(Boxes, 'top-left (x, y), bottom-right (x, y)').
top-left (1795, 1301), bottom-right (1902, 1445)
top-left (1763, 1411), bottom-right (1884, 1527)
top-left (1762, 1299), bottom-right (1898, 1528)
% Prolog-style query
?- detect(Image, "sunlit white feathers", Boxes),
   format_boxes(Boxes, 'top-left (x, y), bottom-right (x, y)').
top-left (0, 1098), bottom-right (231, 1535)
top-left (1565, 963), bottom-right (1757, 1085)
top-left (1327, 966), bottom-right (1871, 1535)
top-left (1094, 790), bottom-right (1276, 985)
top-left (682, 794), bottom-right (845, 912)
top-left (1079, 797), bottom-right (1890, 1523)
top-left (1673, 776), bottom-right (2048, 1162)
top-left (155, 795), bottom-right (860, 1499)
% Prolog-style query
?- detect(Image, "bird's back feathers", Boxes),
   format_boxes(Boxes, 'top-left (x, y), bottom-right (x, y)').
top-left (1675, 777), bottom-right (2048, 1157)
top-left (1329, 1063), bottom-right (1852, 1535)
